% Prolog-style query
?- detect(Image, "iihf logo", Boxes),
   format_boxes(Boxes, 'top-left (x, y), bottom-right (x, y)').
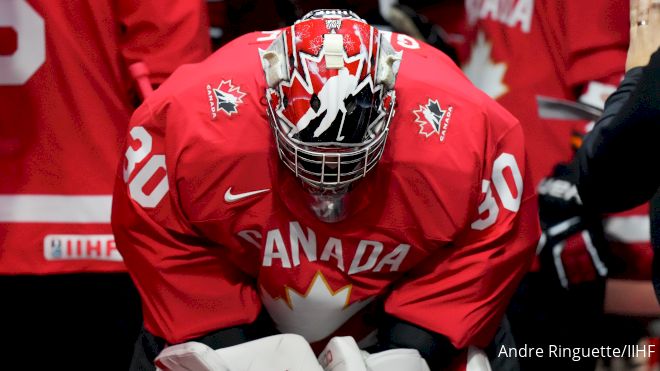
top-left (207, 80), bottom-right (246, 118)
top-left (413, 98), bottom-right (453, 142)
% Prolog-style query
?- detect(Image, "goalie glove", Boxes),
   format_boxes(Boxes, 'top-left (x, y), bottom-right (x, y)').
top-left (536, 162), bottom-right (610, 288)
top-left (318, 336), bottom-right (430, 371)
top-left (155, 334), bottom-right (323, 371)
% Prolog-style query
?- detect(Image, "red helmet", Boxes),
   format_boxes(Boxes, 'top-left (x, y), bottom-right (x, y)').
top-left (261, 9), bottom-right (401, 192)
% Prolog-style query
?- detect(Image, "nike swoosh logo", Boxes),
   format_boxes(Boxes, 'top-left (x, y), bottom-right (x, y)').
top-left (224, 187), bottom-right (270, 203)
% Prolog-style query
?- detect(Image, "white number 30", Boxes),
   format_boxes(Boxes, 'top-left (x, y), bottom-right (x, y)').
top-left (471, 153), bottom-right (523, 230)
top-left (0, 0), bottom-right (46, 85)
top-left (123, 126), bottom-right (169, 208)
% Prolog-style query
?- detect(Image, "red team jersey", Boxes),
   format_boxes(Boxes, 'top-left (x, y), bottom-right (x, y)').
top-left (0, 0), bottom-right (210, 274)
top-left (112, 29), bottom-right (540, 358)
top-left (462, 0), bottom-right (628, 184)
top-left (461, 0), bottom-right (652, 278)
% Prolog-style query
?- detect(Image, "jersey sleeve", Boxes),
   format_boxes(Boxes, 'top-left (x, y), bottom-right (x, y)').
top-left (111, 97), bottom-right (261, 344)
top-left (383, 105), bottom-right (540, 349)
top-left (117, 0), bottom-right (212, 84)
top-left (562, 0), bottom-right (628, 89)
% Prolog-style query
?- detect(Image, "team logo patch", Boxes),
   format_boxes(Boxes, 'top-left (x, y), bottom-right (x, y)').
top-left (413, 98), bottom-right (453, 142)
top-left (206, 80), bottom-right (246, 119)
top-left (44, 234), bottom-right (123, 261)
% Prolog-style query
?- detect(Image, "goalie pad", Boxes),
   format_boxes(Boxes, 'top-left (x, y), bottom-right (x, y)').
top-left (155, 342), bottom-right (228, 371)
top-left (318, 336), bottom-right (430, 371)
top-left (156, 334), bottom-right (323, 371)
top-left (467, 346), bottom-right (492, 371)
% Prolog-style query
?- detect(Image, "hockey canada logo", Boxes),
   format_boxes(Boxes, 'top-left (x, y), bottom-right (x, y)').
top-left (413, 99), bottom-right (453, 142)
top-left (207, 80), bottom-right (246, 119)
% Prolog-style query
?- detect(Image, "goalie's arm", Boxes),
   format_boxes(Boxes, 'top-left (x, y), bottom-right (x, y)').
top-left (113, 99), bottom-right (271, 370)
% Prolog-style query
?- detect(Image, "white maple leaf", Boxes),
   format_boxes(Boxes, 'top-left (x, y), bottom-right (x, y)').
top-left (260, 271), bottom-right (373, 342)
top-left (463, 31), bottom-right (509, 99)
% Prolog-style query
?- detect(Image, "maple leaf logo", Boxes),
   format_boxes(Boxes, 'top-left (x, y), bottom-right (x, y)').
top-left (260, 271), bottom-right (373, 342)
top-left (463, 31), bottom-right (508, 99)
top-left (213, 80), bottom-right (246, 116)
top-left (413, 99), bottom-right (446, 138)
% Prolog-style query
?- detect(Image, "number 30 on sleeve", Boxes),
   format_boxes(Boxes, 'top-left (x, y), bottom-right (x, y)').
top-left (0, 0), bottom-right (45, 85)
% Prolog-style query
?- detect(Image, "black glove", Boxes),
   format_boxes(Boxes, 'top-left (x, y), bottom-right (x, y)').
top-left (536, 161), bottom-right (610, 288)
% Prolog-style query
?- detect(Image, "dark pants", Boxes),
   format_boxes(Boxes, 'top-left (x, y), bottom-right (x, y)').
top-left (486, 315), bottom-right (521, 371)
top-left (0, 273), bottom-right (142, 371)
top-left (507, 272), bottom-right (606, 371)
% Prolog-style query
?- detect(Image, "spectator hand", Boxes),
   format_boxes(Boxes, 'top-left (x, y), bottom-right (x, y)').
top-left (537, 162), bottom-right (610, 288)
top-left (626, 0), bottom-right (660, 71)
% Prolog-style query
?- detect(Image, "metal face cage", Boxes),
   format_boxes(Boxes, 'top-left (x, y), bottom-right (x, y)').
top-left (267, 90), bottom-right (396, 191)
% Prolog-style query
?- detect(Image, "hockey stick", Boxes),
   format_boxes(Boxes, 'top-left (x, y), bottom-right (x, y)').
top-left (536, 95), bottom-right (603, 121)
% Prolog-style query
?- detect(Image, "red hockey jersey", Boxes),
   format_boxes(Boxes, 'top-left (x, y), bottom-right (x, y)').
top-left (0, 0), bottom-right (210, 274)
top-left (462, 0), bottom-right (652, 279)
top-left (462, 0), bottom-right (628, 184)
top-left (112, 30), bottom-right (540, 354)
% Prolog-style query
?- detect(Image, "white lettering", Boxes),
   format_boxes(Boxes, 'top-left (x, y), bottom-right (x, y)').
top-left (123, 127), bottom-right (169, 208)
top-left (124, 126), bottom-right (152, 182)
top-left (498, 344), bottom-right (511, 358)
top-left (263, 229), bottom-right (291, 268)
top-left (471, 180), bottom-right (499, 230)
top-left (538, 178), bottom-right (582, 204)
top-left (374, 244), bottom-right (410, 272)
top-left (349, 240), bottom-right (383, 274)
top-left (440, 106), bottom-right (453, 142)
top-left (378, 31), bottom-right (419, 50)
top-left (396, 34), bottom-right (419, 50)
top-left (237, 230), bottom-right (262, 250)
top-left (508, 0), bottom-right (534, 33)
top-left (43, 234), bottom-right (122, 261)
top-left (480, 0), bottom-right (500, 21)
top-left (492, 153), bottom-right (523, 212)
top-left (242, 222), bottom-right (414, 274)
top-left (289, 221), bottom-right (317, 265)
top-left (498, 344), bottom-right (544, 358)
top-left (471, 153), bottom-right (523, 230)
top-left (207, 84), bottom-right (217, 119)
top-left (129, 155), bottom-right (168, 208)
top-left (465, 0), bottom-right (534, 33)
top-left (320, 237), bottom-right (345, 271)
top-left (0, 0), bottom-right (46, 85)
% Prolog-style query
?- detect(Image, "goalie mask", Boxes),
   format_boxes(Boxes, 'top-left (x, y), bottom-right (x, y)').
top-left (261, 9), bottom-right (401, 196)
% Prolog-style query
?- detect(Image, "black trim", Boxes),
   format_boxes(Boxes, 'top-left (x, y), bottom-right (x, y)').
top-left (374, 315), bottom-right (460, 370)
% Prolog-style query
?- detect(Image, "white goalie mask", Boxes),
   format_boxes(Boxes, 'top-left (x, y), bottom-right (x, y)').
top-left (260, 9), bottom-right (401, 199)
